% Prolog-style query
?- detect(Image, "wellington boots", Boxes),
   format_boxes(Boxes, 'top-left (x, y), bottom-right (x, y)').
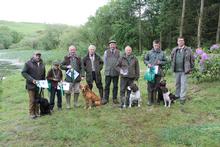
top-left (66, 94), bottom-right (71, 109)
top-left (74, 93), bottom-right (79, 108)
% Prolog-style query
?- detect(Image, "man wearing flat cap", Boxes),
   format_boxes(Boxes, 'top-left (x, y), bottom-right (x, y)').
top-left (102, 40), bottom-right (120, 104)
top-left (21, 51), bottom-right (46, 119)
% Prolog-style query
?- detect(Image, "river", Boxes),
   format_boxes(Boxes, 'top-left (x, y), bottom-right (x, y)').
top-left (0, 59), bottom-right (23, 78)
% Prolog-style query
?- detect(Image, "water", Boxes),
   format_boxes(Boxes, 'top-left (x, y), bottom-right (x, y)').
top-left (0, 60), bottom-right (23, 77)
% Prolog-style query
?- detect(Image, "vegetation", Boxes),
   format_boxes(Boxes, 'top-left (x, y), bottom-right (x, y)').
top-left (1, 0), bottom-right (220, 52)
top-left (0, 0), bottom-right (220, 146)
top-left (0, 49), bottom-right (220, 146)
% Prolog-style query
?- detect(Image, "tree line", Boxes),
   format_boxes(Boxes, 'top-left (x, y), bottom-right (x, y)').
top-left (0, 0), bottom-right (219, 54)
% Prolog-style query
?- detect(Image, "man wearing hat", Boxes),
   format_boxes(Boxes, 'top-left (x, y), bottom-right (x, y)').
top-left (21, 51), bottom-right (46, 119)
top-left (47, 60), bottom-right (63, 111)
top-left (102, 40), bottom-right (120, 104)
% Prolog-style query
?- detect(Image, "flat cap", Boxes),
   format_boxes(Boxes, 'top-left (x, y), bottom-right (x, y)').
top-left (108, 40), bottom-right (117, 44)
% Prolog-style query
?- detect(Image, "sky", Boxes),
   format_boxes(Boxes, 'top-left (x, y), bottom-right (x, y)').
top-left (0, 0), bottom-right (108, 26)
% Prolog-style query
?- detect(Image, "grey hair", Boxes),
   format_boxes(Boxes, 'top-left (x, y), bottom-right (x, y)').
top-left (88, 44), bottom-right (96, 50)
top-left (69, 45), bottom-right (76, 50)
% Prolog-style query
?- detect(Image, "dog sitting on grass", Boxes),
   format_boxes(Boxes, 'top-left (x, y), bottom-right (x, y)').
top-left (35, 96), bottom-right (51, 115)
top-left (127, 83), bottom-right (141, 108)
top-left (80, 84), bottom-right (101, 109)
top-left (158, 80), bottom-right (177, 107)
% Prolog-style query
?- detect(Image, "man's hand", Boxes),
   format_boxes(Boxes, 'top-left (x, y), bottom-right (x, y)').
top-left (32, 80), bottom-right (37, 84)
top-left (66, 65), bottom-right (71, 69)
top-left (148, 64), bottom-right (152, 68)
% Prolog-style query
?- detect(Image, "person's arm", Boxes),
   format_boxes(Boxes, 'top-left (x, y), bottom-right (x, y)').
top-left (60, 56), bottom-right (69, 70)
top-left (21, 62), bottom-right (35, 83)
top-left (115, 57), bottom-right (122, 72)
top-left (135, 59), bottom-right (140, 80)
top-left (81, 57), bottom-right (86, 77)
top-left (46, 69), bottom-right (53, 80)
top-left (99, 56), bottom-right (104, 71)
top-left (103, 50), bottom-right (107, 65)
top-left (158, 52), bottom-right (167, 66)
top-left (144, 52), bottom-right (151, 67)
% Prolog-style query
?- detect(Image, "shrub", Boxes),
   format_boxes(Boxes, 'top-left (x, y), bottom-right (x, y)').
top-left (191, 55), bottom-right (220, 82)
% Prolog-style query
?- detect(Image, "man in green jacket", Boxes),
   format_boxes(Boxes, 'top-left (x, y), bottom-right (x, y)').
top-left (144, 40), bottom-right (167, 106)
top-left (103, 40), bottom-right (120, 104)
top-left (60, 45), bottom-right (83, 109)
top-left (116, 46), bottom-right (140, 108)
top-left (21, 52), bottom-right (46, 119)
top-left (171, 37), bottom-right (194, 104)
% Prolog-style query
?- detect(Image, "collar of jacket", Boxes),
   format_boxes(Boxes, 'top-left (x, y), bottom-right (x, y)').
top-left (122, 53), bottom-right (134, 59)
top-left (68, 54), bottom-right (80, 60)
top-left (31, 57), bottom-right (43, 64)
top-left (152, 48), bottom-right (162, 53)
top-left (86, 53), bottom-right (97, 58)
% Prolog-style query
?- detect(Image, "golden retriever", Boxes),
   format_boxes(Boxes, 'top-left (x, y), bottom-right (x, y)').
top-left (80, 84), bottom-right (101, 109)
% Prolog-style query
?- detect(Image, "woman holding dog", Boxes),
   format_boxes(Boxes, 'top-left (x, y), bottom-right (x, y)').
top-left (21, 51), bottom-right (46, 119)
top-left (116, 46), bottom-right (140, 108)
top-left (144, 40), bottom-right (167, 106)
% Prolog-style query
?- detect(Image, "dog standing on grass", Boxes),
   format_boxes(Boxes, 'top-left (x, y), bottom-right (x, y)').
top-left (80, 84), bottom-right (101, 109)
top-left (127, 83), bottom-right (141, 108)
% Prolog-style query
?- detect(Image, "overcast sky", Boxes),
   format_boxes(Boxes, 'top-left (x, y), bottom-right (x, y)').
top-left (0, 0), bottom-right (108, 26)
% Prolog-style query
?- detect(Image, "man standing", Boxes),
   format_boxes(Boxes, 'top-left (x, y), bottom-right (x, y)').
top-left (60, 45), bottom-right (83, 109)
top-left (103, 40), bottom-right (120, 104)
top-left (171, 37), bottom-right (194, 104)
top-left (21, 52), bottom-right (46, 119)
top-left (144, 40), bottom-right (167, 106)
top-left (116, 46), bottom-right (140, 108)
top-left (82, 45), bottom-right (104, 100)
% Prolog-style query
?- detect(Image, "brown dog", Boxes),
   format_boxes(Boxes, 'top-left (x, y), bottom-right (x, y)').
top-left (80, 84), bottom-right (101, 109)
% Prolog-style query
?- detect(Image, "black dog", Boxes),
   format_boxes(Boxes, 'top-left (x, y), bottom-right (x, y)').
top-left (158, 80), bottom-right (167, 103)
top-left (35, 97), bottom-right (51, 115)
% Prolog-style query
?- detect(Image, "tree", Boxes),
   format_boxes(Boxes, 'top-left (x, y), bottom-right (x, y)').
top-left (197, 0), bottom-right (205, 47)
top-left (216, 5), bottom-right (220, 43)
top-left (179, 0), bottom-right (186, 37)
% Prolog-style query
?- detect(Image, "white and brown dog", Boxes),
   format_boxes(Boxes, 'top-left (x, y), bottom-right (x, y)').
top-left (127, 83), bottom-right (141, 108)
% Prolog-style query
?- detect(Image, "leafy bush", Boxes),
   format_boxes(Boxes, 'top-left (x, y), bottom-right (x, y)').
top-left (192, 55), bottom-right (220, 82)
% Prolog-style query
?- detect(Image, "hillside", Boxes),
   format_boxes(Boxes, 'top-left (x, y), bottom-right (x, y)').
top-left (0, 20), bottom-right (47, 35)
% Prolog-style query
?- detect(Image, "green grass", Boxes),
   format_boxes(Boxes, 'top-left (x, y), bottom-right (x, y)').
top-left (0, 50), bottom-right (220, 146)
top-left (0, 20), bottom-right (46, 35)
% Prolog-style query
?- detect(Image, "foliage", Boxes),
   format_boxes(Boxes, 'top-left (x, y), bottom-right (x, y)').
top-left (0, 26), bottom-right (23, 49)
top-left (0, 52), bottom-right (220, 146)
top-left (191, 55), bottom-right (220, 82)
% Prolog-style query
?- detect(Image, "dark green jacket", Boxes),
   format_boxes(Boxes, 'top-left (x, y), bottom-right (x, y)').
top-left (171, 46), bottom-right (194, 74)
top-left (116, 53), bottom-right (140, 79)
top-left (82, 53), bottom-right (103, 84)
top-left (104, 48), bottom-right (120, 76)
top-left (21, 58), bottom-right (46, 90)
top-left (60, 55), bottom-right (82, 83)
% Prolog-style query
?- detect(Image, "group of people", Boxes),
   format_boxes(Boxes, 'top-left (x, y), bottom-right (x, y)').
top-left (22, 37), bottom-right (194, 119)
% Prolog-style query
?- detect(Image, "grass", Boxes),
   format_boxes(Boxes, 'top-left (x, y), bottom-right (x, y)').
top-left (0, 20), bottom-right (46, 35)
top-left (0, 49), bottom-right (220, 146)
